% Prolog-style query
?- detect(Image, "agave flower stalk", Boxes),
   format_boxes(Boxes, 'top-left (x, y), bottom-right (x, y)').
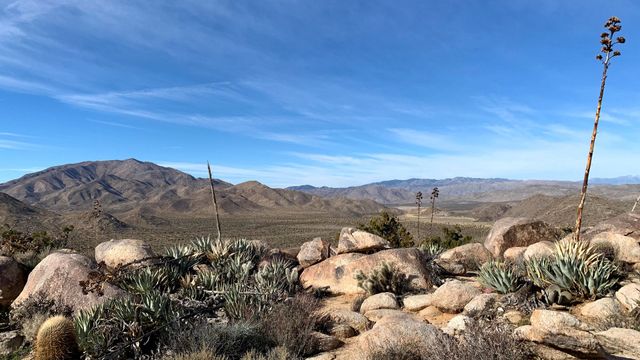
top-left (575, 17), bottom-right (625, 241)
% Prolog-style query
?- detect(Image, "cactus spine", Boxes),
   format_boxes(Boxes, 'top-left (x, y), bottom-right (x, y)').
top-left (35, 316), bottom-right (80, 360)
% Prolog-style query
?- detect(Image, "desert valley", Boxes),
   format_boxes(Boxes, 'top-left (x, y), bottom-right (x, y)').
top-left (2, 2), bottom-right (640, 360)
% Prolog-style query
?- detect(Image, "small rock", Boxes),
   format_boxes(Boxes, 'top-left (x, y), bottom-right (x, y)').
top-left (430, 280), bottom-right (481, 313)
top-left (503, 246), bottom-right (527, 264)
top-left (297, 238), bottom-right (330, 268)
top-left (336, 228), bottom-right (390, 254)
top-left (363, 309), bottom-right (412, 323)
top-left (0, 331), bottom-right (24, 356)
top-left (503, 310), bottom-right (524, 325)
top-left (322, 309), bottom-right (371, 333)
top-left (463, 293), bottom-right (499, 315)
top-left (615, 283), bottom-right (640, 311)
top-left (329, 324), bottom-right (357, 339)
top-left (403, 294), bottom-right (433, 312)
top-left (360, 292), bottom-right (398, 314)
top-left (418, 305), bottom-right (442, 321)
top-left (523, 241), bottom-right (555, 261)
top-left (443, 314), bottom-right (471, 336)
top-left (311, 332), bottom-right (344, 354)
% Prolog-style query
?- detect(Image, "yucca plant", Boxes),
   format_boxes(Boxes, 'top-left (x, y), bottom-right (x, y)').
top-left (355, 262), bottom-right (412, 296)
top-left (478, 261), bottom-right (522, 294)
top-left (525, 240), bottom-right (619, 299)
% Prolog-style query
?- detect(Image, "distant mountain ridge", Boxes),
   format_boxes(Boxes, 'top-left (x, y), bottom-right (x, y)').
top-left (0, 159), bottom-right (387, 223)
top-left (288, 176), bottom-right (640, 204)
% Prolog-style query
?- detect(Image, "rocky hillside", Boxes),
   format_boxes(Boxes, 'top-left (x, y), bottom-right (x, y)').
top-left (471, 194), bottom-right (631, 227)
top-left (290, 177), bottom-right (640, 204)
top-left (0, 159), bottom-right (387, 218)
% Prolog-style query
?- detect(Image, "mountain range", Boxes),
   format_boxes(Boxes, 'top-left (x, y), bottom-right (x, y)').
top-left (0, 159), bottom-right (387, 231)
top-left (288, 177), bottom-right (640, 204)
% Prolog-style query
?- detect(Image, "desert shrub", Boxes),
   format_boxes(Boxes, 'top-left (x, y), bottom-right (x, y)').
top-left (165, 321), bottom-right (273, 360)
top-left (422, 225), bottom-right (473, 250)
top-left (10, 292), bottom-right (73, 342)
top-left (359, 211), bottom-right (414, 248)
top-left (355, 262), bottom-right (412, 296)
top-left (258, 294), bottom-right (325, 358)
top-left (525, 240), bottom-right (619, 300)
top-left (478, 261), bottom-right (522, 294)
top-left (366, 318), bottom-right (531, 360)
top-left (0, 225), bottom-right (73, 269)
top-left (240, 347), bottom-right (293, 360)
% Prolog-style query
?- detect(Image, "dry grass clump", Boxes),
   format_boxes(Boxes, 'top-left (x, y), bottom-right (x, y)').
top-left (366, 318), bottom-right (532, 360)
top-left (258, 294), bottom-right (329, 358)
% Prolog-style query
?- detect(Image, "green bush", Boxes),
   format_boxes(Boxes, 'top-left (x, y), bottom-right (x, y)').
top-left (358, 212), bottom-right (414, 248)
top-left (355, 262), bottom-right (412, 296)
top-left (478, 261), bottom-right (522, 294)
top-left (421, 225), bottom-right (473, 250)
top-left (525, 240), bottom-right (619, 300)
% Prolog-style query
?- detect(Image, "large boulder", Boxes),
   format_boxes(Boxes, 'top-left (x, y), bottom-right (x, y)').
top-left (429, 279), bottom-right (481, 313)
top-left (359, 292), bottom-right (398, 314)
top-left (357, 312), bottom-right (441, 353)
top-left (583, 212), bottom-right (640, 241)
top-left (0, 256), bottom-right (27, 307)
top-left (515, 310), bottom-right (599, 358)
top-left (579, 298), bottom-right (622, 320)
top-left (615, 282), bottom-right (640, 311)
top-left (12, 251), bottom-right (124, 313)
top-left (297, 237), bottom-right (331, 268)
top-left (484, 217), bottom-right (560, 258)
top-left (95, 239), bottom-right (156, 269)
top-left (595, 328), bottom-right (640, 359)
top-left (300, 248), bottom-right (432, 294)
top-left (589, 231), bottom-right (640, 263)
top-left (336, 228), bottom-right (390, 254)
top-left (436, 243), bottom-right (492, 274)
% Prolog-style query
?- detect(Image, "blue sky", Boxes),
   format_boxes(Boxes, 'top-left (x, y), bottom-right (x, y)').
top-left (1, 0), bottom-right (639, 187)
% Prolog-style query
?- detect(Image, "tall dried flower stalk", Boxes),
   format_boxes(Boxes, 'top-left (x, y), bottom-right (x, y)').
top-left (415, 191), bottom-right (423, 239)
top-left (207, 161), bottom-right (222, 241)
top-left (575, 17), bottom-right (625, 241)
top-left (430, 187), bottom-right (439, 227)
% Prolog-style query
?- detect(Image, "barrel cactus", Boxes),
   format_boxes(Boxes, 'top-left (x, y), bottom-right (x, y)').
top-left (34, 316), bottom-right (80, 360)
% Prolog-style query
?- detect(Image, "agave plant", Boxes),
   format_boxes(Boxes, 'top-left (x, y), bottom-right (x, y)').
top-left (478, 261), bottom-right (521, 294)
top-left (525, 240), bottom-right (619, 299)
top-left (75, 291), bottom-right (182, 359)
top-left (419, 242), bottom-right (446, 257)
top-left (254, 259), bottom-right (299, 297)
top-left (120, 267), bottom-right (172, 294)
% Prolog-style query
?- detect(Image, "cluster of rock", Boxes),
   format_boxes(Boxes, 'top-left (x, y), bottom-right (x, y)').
top-left (295, 214), bottom-right (640, 359)
top-left (1, 213), bottom-right (640, 359)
